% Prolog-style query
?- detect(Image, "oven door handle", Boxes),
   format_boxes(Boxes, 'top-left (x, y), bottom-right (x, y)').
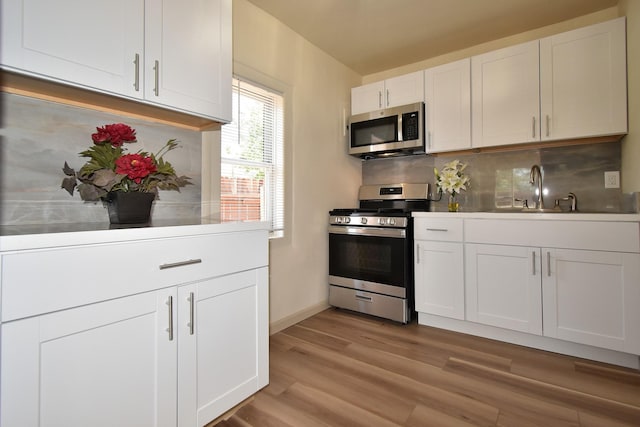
top-left (328, 225), bottom-right (406, 238)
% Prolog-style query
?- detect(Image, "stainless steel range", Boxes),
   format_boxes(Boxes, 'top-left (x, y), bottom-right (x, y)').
top-left (328, 183), bottom-right (431, 323)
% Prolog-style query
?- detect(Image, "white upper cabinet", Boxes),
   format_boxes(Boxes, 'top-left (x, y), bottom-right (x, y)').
top-left (145, 0), bottom-right (231, 122)
top-left (1, 0), bottom-right (231, 122)
top-left (471, 40), bottom-right (541, 148)
top-left (471, 17), bottom-right (627, 149)
top-left (351, 81), bottom-right (385, 115)
top-left (351, 71), bottom-right (423, 115)
top-left (540, 17), bottom-right (627, 141)
top-left (424, 58), bottom-right (471, 152)
top-left (0, 0), bottom-right (144, 99)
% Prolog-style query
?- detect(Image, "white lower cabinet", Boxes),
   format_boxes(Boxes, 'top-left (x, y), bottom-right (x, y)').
top-left (1, 288), bottom-right (178, 427)
top-left (178, 268), bottom-right (269, 427)
top-left (0, 227), bottom-right (269, 427)
top-left (414, 217), bottom-right (465, 320)
top-left (465, 242), bottom-right (640, 353)
top-left (465, 244), bottom-right (542, 335)
top-left (414, 214), bottom-right (640, 366)
top-left (542, 249), bottom-right (640, 354)
top-left (415, 241), bottom-right (464, 320)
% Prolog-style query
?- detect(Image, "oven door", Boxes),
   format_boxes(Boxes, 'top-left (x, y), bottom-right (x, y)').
top-left (328, 225), bottom-right (410, 294)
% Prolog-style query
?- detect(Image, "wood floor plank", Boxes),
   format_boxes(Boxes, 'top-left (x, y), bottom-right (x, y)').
top-left (212, 309), bottom-right (640, 427)
top-left (405, 403), bottom-right (481, 427)
top-left (277, 381), bottom-right (404, 427)
top-left (270, 343), bottom-right (416, 424)
top-left (445, 356), bottom-right (640, 425)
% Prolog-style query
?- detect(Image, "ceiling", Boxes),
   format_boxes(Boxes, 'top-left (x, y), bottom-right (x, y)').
top-left (246, 0), bottom-right (619, 75)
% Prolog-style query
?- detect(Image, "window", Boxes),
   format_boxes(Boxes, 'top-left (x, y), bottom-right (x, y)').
top-left (221, 78), bottom-right (284, 236)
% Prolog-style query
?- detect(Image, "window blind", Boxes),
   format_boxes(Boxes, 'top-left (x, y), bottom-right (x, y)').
top-left (221, 78), bottom-right (284, 236)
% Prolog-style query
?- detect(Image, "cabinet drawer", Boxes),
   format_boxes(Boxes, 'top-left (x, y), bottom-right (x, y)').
top-left (1, 230), bottom-right (268, 322)
top-left (414, 218), bottom-right (463, 242)
top-left (464, 219), bottom-right (640, 252)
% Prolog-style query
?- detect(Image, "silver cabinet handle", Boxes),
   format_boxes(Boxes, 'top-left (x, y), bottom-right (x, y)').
top-left (133, 53), bottom-right (140, 92)
top-left (545, 115), bottom-right (550, 137)
top-left (547, 251), bottom-right (551, 277)
top-left (532, 251), bottom-right (536, 275)
top-left (153, 60), bottom-right (160, 96)
top-left (188, 292), bottom-right (195, 335)
top-left (532, 116), bottom-right (536, 138)
top-left (378, 91), bottom-right (382, 109)
top-left (166, 296), bottom-right (174, 341)
top-left (159, 259), bottom-right (202, 270)
top-left (426, 228), bottom-right (448, 232)
top-left (386, 89), bottom-right (390, 107)
top-left (416, 243), bottom-right (420, 264)
top-left (355, 294), bottom-right (372, 302)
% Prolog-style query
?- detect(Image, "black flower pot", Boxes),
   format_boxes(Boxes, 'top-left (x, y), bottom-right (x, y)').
top-left (106, 191), bottom-right (156, 224)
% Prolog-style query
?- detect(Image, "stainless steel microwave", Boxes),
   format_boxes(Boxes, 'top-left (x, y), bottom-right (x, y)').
top-left (348, 102), bottom-right (425, 158)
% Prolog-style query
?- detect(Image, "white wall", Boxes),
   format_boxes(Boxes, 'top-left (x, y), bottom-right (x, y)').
top-left (231, 0), bottom-right (362, 330)
top-left (619, 0), bottom-right (640, 192)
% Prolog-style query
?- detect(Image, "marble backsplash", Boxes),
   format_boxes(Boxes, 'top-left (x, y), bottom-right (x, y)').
top-left (0, 93), bottom-right (202, 226)
top-left (362, 142), bottom-right (634, 213)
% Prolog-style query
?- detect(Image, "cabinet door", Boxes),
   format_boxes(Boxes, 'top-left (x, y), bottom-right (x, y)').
top-left (415, 241), bottom-right (465, 319)
top-left (540, 17), bottom-right (627, 141)
top-left (472, 40), bottom-right (540, 147)
top-left (178, 267), bottom-right (269, 426)
top-left (0, 289), bottom-right (177, 427)
top-left (465, 244), bottom-right (542, 335)
top-left (351, 81), bottom-right (385, 114)
top-left (424, 58), bottom-right (471, 153)
top-left (542, 249), bottom-right (640, 354)
top-left (1, 0), bottom-right (144, 99)
top-left (145, 0), bottom-right (232, 121)
top-left (384, 70), bottom-right (424, 108)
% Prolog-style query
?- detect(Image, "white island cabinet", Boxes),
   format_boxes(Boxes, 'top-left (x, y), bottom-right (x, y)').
top-left (0, 222), bottom-right (269, 427)
top-left (414, 212), bottom-right (640, 369)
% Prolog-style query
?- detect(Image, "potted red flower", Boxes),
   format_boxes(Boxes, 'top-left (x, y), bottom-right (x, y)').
top-left (62, 123), bottom-right (191, 223)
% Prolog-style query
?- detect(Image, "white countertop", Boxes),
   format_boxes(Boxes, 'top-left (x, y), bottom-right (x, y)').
top-left (0, 219), bottom-right (271, 252)
top-left (413, 211), bottom-right (640, 222)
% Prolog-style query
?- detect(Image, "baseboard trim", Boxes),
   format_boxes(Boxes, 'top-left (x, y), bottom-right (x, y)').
top-left (269, 301), bottom-right (330, 335)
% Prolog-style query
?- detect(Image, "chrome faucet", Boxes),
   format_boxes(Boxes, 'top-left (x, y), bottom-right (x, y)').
top-left (529, 164), bottom-right (544, 209)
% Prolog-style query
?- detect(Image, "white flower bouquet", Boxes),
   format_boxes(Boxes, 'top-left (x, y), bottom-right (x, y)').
top-left (434, 160), bottom-right (470, 196)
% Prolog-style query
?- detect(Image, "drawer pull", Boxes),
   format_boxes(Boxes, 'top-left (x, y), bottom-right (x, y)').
top-left (166, 296), bottom-right (174, 341)
top-left (188, 292), bottom-right (195, 335)
top-left (159, 259), bottom-right (202, 270)
top-left (426, 228), bottom-right (448, 232)
top-left (153, 60), bottom-right (160, 96)
top-left (355, 294), bottom-right (372, 302)
top-left (133, 53), bottom-right (140, 92)
top-left (547, 251), bottom-right (551, 277)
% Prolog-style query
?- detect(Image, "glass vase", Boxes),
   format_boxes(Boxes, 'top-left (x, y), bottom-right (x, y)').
top-left (448, 194), bottom-right (459, 212)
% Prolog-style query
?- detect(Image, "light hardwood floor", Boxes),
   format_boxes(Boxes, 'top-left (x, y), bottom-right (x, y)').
top-left (213, 308), bottom-right (640, 426)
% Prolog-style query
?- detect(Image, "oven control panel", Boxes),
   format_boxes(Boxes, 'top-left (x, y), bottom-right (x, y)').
top-left (330, 215), bottom-right (408, 228)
